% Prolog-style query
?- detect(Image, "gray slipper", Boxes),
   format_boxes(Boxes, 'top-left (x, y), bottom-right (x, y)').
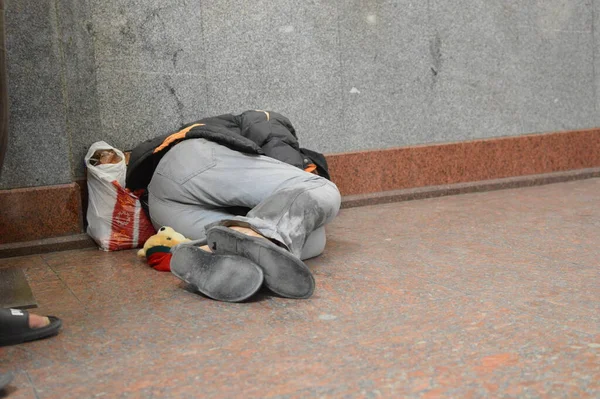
top-left (170, 245), bottom-right (264, 303)
top-left (206, 226), bottom-right (315, 299)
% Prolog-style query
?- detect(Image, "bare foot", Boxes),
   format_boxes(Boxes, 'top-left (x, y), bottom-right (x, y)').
top-left (229, 226), bottom-right (269, 241)
top-left (227, 226), bottom-right (286, 248)
top-left (28, 313), bottom-right (50, 329)
top-left (199, 245), bottom-right (212, 253)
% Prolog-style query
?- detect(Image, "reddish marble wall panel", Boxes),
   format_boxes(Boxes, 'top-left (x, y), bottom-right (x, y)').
top-left (0, 183), bottom-right (83, 244)
top-left (327, 129), bottom-right (600, 196)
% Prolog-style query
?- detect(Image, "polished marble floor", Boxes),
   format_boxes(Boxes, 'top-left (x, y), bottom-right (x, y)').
top-left (1, 179), bottom-right (599, 398)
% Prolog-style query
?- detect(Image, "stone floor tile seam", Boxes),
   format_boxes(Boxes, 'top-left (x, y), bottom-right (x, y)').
top-left (11, 346), bottom-right (52, 366)
top-left (0, 370), bottom-right (36, 399)
top-left (23, 370), bottom-right (40, 399)
top-left (41, 258), bottom-right (85, 309)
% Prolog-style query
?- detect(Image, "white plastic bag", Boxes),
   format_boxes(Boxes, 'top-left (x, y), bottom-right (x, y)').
top-left (85, 141), bottom-right (155, 251)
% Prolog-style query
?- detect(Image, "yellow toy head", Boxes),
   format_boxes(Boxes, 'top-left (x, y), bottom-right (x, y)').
top-left (137, 226), bottom-right (191, 258)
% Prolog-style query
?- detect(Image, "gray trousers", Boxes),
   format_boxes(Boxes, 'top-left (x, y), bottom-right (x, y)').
top-left (147, 139), bottom-right (341, 260)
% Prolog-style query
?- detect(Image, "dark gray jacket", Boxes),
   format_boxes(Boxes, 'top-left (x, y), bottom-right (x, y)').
top-left (126, 110), bottom-right (330, 191)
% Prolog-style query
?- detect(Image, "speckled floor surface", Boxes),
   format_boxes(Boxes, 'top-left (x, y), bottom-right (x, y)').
top-left (1, 179), bottom-right (599, 399)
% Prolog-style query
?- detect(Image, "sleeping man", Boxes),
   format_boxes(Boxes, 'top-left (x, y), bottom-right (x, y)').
top-left (126, 110), bottom-right (341, 302)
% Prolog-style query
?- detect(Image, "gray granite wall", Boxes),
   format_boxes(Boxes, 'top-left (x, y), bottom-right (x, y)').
top-left (1, 0), bottom-right (599, 189)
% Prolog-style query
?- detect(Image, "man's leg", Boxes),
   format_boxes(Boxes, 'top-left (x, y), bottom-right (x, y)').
top-left (148, 194), bottom-right (233, 242)
top-left (221, 176), bottom-right (340, 258)
top-left (300, 226), bottom-right (326, 260)
top-left (148, 139), bottom-right (340, 298)
top-left (204, 177), bottom-right (339, 298)
top-left (148, 138), bottom-right (340, 257)
top-left (148, 193), bottom-right (264, 302)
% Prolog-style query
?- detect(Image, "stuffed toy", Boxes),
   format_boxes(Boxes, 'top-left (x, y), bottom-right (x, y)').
top-left (137, 226), bottom-right (191, 271)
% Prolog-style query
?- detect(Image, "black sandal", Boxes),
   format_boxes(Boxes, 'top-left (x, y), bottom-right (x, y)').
top-left (0, 309), bottom-right (62, 347)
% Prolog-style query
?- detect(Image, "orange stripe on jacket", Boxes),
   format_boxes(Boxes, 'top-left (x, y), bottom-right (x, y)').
top-left (304, 163), bottom-right (317, 174)
top-left (153, 123), bottom-right (205, 154)
top-left (255, 110), bottom-right (270, 121)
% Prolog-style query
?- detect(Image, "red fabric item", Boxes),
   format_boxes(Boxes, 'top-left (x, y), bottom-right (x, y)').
top-left (147, 251), bottom-right (172, 272)
top-left (108, 183), bottom-right (156, 251)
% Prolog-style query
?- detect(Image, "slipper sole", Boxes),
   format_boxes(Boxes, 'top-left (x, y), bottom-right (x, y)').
top-left (206, 226), bottom-right (315, 299)
top-left (171, 245), bottom-right (264, 302)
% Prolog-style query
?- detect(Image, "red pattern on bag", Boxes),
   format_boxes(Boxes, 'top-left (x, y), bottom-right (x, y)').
top-left (108, 182), bottom-right (156, 251)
